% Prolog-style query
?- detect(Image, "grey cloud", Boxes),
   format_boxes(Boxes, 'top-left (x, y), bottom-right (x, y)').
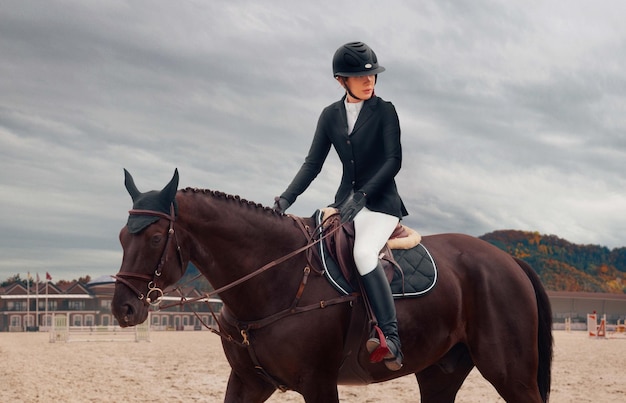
top-left (1, 0), bottom-right (625, 281)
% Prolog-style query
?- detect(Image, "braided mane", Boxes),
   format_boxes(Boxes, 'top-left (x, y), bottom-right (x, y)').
top-left (180, 187), bottom-right (282, 217)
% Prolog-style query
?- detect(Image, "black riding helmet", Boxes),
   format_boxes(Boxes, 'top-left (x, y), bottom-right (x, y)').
top-left (332, 41), bottom-right (386, 77)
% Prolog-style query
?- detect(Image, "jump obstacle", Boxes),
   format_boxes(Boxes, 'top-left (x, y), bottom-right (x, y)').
top-left (587, 313), bottom-right (626, 339)
top-left (49, 313), bottom-right (150, 343)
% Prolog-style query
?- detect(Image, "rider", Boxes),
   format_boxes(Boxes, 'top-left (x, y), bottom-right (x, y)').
top-left (273, 41), bottom-right (408, 371)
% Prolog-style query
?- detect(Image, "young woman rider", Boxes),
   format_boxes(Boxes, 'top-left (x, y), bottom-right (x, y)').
top-left (273, 41), bottom-right (408, 371)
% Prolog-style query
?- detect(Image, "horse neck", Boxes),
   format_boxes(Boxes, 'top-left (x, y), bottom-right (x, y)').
top-left (176, 189), bottom-right (309, 318)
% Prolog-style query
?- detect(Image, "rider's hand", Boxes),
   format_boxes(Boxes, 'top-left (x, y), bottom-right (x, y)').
top-left (339, 192), bottom-right (366, 223)
top-left (273, 197), bottom-right (291, 214)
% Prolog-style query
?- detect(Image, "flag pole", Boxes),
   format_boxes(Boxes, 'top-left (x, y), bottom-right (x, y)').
top-left (26, 271), bottom-right (30, 331)
top-left (36, 273), bottom-right (40, 328)
top-left (45, 272), bottom-right (51, 331)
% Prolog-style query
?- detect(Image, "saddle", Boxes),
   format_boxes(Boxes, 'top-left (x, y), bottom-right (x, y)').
top-left (318, 208), bottom-right (421, 285)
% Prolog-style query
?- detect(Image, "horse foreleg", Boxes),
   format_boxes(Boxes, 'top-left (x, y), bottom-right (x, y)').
top-left (223, 369), bottom-right (276, 403)
top-left (415, 344), bottom-right (474, 403)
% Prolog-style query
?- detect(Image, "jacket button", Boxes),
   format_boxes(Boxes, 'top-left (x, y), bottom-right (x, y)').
top-left (346, 140), bottom-right (351, 145)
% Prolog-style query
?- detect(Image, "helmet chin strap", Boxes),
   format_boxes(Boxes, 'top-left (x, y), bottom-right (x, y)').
top-left (346, 88), bottom-right (363, 101)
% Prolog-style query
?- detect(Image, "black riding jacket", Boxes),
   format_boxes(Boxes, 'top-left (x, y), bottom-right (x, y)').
top-left (281, 95), bottom-right (408, 219)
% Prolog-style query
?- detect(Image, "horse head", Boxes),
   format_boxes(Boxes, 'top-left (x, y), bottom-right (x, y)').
top-left (112, 169), bottom-right (187, 327)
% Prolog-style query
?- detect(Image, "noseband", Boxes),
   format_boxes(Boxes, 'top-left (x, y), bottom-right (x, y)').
top-left (114, 203), bottom-right (184, 307)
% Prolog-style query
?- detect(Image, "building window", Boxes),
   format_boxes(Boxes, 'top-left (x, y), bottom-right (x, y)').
top-left (85, 315), bottom-right (94, 326)
top-left (7, 301), bottom-right (25, 311)
top-left (152, 315), bottom-right (160, 325)
top-left (161, 316), bottom-right (168, 326)
top-left (72, 314), bottom-right (83, 326)
top-left (100, 299), bottom-right (112, 309)
top-left (37, 300), bottom-right (57, 310)
top-left (102, 315), bottom-right (110, 326)
top-left (68, 300), bottom-right (85, 310)
top-left (10, 315), bottom-right (21, 328)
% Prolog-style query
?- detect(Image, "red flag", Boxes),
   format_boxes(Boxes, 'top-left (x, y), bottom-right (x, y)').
top-left (46, 272), bottom-right (52, 281)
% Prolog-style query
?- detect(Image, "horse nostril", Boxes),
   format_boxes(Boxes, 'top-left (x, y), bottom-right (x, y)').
top-left (117, 303), bottom-right (135, 326)
top-left (124, 303), bottom-right (134, 317)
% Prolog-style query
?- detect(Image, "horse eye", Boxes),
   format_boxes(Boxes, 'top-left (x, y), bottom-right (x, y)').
top-left (150, 233), bottom-right (163, 247)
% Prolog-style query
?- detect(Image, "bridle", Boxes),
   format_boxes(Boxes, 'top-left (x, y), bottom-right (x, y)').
top-left (114, 203), bottom-right (184, 307)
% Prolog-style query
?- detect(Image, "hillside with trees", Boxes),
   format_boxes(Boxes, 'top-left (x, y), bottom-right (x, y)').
top-left (479, 230), bottom-right (626, 294)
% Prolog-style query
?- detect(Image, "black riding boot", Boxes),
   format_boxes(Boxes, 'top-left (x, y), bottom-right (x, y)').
top-left (361, 262), bottom-right (403, 371)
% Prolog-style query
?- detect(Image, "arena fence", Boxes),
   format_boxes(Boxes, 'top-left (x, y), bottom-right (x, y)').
top-left (49, 313), bottom-right (150, 343)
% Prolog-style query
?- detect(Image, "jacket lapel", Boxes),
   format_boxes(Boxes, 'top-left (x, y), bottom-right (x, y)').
top-left (337, 101), bottom-right (348, 135)
top-left (352, 96), bottom-right (377, 134)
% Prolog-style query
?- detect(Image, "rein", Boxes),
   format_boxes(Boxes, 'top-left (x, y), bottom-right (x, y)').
top-left (200, 216), bottom-right (331, 298)
top-left (116, 204), bottom-right (344, 309)
top-left (159, 213), bottom-right (344, 309)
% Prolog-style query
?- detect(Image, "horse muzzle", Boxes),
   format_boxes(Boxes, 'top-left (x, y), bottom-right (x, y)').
top-left (111, 285), bottom-right (149, 327)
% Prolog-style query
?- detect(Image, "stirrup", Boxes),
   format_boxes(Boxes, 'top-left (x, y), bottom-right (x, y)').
top-left (366, 326), bottom-right (403, 371)
top-left (366, 326), bottom-right (389, 363)
top-left (366, 337), bottom-right (387, 362)
top-left (366, 337), bottom-right (403, 370)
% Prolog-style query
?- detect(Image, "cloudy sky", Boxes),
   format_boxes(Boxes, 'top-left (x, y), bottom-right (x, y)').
top-left (1, 0), bottom-right (625, 281)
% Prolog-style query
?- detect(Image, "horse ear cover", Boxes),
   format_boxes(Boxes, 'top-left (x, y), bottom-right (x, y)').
top-left (124, 169), bottom-right (179, 234)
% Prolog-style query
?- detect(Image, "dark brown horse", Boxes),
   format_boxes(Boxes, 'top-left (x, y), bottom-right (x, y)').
top-left (112, 169), bottom-right (552, 403)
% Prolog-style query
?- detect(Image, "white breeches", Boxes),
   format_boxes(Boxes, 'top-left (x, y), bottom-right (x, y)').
top-left (353, 207), bottom-right (399, 275)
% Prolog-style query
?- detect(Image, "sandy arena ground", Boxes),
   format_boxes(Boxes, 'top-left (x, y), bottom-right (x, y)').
top-left (1, 330), bottom-right (625, 402)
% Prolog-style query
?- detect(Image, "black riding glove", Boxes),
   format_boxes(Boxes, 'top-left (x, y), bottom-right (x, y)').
top-left (339, 192), bottom-right (367, 223)
top-left (273, 196), bottom-right (291, 214)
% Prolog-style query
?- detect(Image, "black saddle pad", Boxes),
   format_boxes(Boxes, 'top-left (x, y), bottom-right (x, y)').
top-left (315, 210), bottom-right (438, 298)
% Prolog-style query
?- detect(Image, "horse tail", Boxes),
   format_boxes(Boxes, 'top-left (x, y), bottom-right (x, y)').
top-left (514, 257), bottom-right (553, 403)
